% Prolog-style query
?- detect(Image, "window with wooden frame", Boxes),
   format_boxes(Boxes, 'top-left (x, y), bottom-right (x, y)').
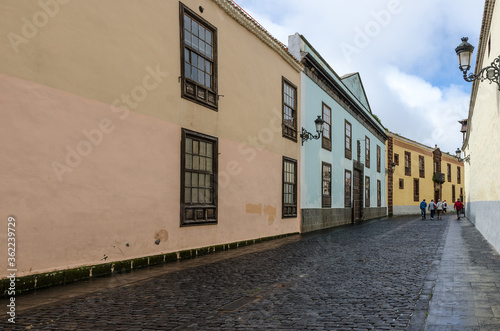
top-left (365, 137), bottom-right (370, 168)
top-left (180, 4), bottom-right (217, 109)
top-left (377, 180), bottom-right (381, 207)
top-left (322, 103), bottom-right (331, 150)
top-left (457, 166), bottom-right (461, 184)
top-left (413, 178), bottom-right (419, 202)
top-left (365, 176), bottom-right (370, 207)
top-left (452, 185), bottom-right (456, 202)
top-left (447, 163), bottom-right (451, 182)
top-left (345, 170), bottom-right (352, 207)
top-left (394, 153), bottom-right (399, 165)
top-left (180, 129), bottom-right (218, 226)
top-left (377, 145), bottom-right (381, 173)
top-left (399, 178), bottom-right (404, 189)
top-left (419, 155), bottom-right (425, 178)
top-left (322, 162), bottom-right (332, 208)
top-left (405, 151), bottom-right (411, 176)
top-left (282, 157), bottom-right (297, 218)
top-left (282, 78), bottom-right (298, 141)
top-left (345, 120), bottom-right (352, 159)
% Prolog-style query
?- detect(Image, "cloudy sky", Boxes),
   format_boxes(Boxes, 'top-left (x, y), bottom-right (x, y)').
top-left (235, 0), bottom-right (484, 154)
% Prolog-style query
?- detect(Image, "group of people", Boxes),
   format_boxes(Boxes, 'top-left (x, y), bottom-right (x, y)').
top-left (419, 198), bottom-right (464, 220)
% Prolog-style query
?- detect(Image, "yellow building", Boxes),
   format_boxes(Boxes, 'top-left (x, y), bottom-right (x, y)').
top-left (386, 132), bottom-right (464, 216)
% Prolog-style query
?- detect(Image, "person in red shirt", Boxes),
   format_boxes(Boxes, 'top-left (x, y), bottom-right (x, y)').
top-left (454, 199), bottom-right (464, 220)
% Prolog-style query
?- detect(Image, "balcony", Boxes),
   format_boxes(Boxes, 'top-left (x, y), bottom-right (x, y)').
top-left (433, 172), bottom-right (446, 183)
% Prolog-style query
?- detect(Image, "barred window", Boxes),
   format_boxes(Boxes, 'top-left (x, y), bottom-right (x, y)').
top-left (365, 176), bottom-right (370, 207)
top-left (322, 162), bottom-right (332, 208)
top-left (181, 129), bottom-right (217, 226)
top-left (345, 170), bottom-right (352, 207)
top-left (283, 157), bottom-right (297, 217)
top-left (377, 145), bottom-right (381, 173)
top-left (365, 137), bottom-right (370, 168)
top-left (413, 178), bottom-right (419, 202)
top-left (419, 155), bottom-right (425, 178)
top-left (405, 152), bottom-right (411, 176)
top-left (377, 180), bottom-right (381, 207)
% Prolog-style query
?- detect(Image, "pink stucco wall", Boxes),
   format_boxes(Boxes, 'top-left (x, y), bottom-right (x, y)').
top-left (0, 74), bottom-right (298, 276)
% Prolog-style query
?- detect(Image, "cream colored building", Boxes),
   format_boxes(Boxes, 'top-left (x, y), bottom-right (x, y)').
top-left (461, 0), bottom-right (500, 251)
top-left (387, 132), bottom-right (464, 216)
top-left (0, 0), bottom-right (302, 289)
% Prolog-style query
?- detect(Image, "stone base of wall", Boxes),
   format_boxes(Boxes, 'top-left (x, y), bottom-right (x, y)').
top-left (364, 207), bottom-right (388, 220)
top-left (301, 208), bottom-right (352, 233)
top-left (0, 232), bottom-right (298, 298)
top-left (393, 205), bottom-right (420, 216)
top-left (467, 201), bottom-right (500, 253)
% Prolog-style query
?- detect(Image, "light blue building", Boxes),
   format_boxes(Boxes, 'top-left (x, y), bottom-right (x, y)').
top-left (288, 34), bottom-right (387, 233)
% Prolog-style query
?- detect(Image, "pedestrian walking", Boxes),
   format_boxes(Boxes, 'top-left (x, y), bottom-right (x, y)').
top-left (443, 200), bottom-right (448, 214)
top-left (454, 199), bottom-right (464, 220)
top-left (428, 199), bottom-right (437, 220)
top-left (436, 199), bottom-right (443, 220)
top-left (420, 199), bottom-right (427, 220)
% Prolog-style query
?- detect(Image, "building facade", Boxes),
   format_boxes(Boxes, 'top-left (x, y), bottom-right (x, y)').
top-left (461, 0), bottom-right (500, 251)
top-left (288, 34), bottom-right (387, 233)
top-left (387, 132), bottom-right (465, 216)
top-left (0, 0), bottom-right (302, 283)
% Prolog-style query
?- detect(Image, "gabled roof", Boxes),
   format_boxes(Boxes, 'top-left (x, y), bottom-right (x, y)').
top-left (340, 73), bottom-right (372, 114)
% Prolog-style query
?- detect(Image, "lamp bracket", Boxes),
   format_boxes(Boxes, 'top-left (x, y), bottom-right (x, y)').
top-left (462, 55), bottom-right (500, 90)
top-left (300, 128), bottom-right (321, 145)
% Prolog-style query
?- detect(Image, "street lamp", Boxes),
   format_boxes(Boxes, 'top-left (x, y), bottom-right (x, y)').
top-left (455, 37), bottom-right (500, 90)
top-left (300, 116), bottom-right (325, 145)
top-left (455, 148), bottom-right (470, 163)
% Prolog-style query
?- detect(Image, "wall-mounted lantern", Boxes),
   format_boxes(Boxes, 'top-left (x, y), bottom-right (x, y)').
top-left (300, 116), bottom-right (325, 145)
top-left (455, 37), bottom-right (500, 90)
top-left (455, 148), bottom-right (470, 163)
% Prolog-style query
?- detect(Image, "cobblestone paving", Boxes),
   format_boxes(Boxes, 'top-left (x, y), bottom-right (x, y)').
top-left (2, 217), bottom-right (448, 330)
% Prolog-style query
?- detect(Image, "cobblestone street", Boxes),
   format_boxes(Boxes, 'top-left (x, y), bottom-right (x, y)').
top-left (1, 215), bottom-right (453, 330)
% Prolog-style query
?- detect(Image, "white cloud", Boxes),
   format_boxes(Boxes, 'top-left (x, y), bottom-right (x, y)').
top-left (236, 0), bottom-right (482, 153)
top-left (384, 67), bottom-right (469, 152)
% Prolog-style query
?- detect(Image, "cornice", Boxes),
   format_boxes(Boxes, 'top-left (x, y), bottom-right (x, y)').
top-left (212, 0), bottom-right (303, 72)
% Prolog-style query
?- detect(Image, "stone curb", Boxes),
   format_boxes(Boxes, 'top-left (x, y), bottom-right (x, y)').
top-left (0, 232), bottom-right (298, 298)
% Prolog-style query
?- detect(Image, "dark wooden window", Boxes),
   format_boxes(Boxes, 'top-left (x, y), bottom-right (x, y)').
top-left (457, 166), bottom-right (461, 184)
top-left (322, 162), bottom-right (332, 208)
top-left (377, 145), bottom-right (381, 173)
top-left (345, 120), bottom-right (352, 160)
top-left (345, 170), bottom-right (352, 207)
top-left (365, 176), bottom-right (370, 207)
top-left (180, 4), bottom-right (217, 109)
top-left (180, 129), bottom-right (218, 226)
top-left (377, 180), bottom-right (381, 207)
top-left (394, 154), bottom-right (399, 165)
top-left (282, 78), bottom-right (297, 141)
top-left (413, 178), bottom-right (419, 202)
top-left (405, 151), bottom-right (411, 176)
top-left (399, 178), bottom-right (404, 189)
top-left (365, 137), bottom-right (370, 168)
top-left (322, 103), bottom-right (331, 150)
top-left (452, 185), bottom-right (456, 202)
top-left (419, 155), bottom-right (425, 178)
top-left (460, 188), bottom-right (463, 201)
top-left (447, 163), bottom-right (451, 182)
top-left (282, 157), bottom-right (297, 218)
